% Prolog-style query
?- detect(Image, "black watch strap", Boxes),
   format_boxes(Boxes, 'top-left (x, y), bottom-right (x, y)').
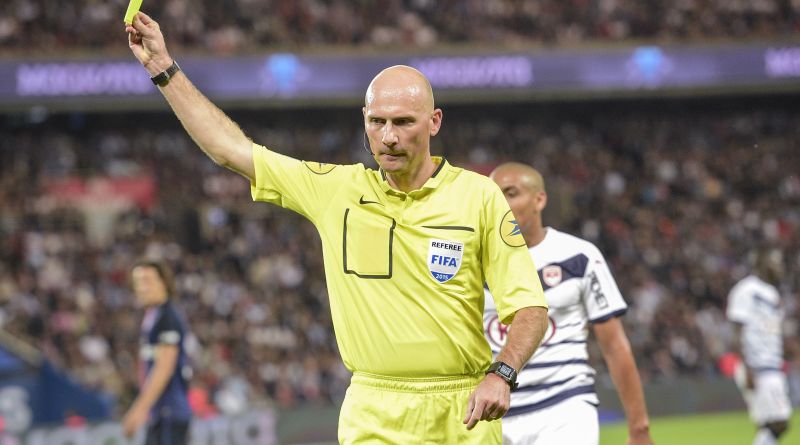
top-left (486, 361), bottom-right (519, 390)
top-left (151, 60), bottom-right (181, 87)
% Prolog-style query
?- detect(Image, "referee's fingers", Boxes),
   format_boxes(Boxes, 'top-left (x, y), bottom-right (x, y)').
top-left (487, 402), bottom-right (507, 421)
top-left (465, 399), bottom-right (486, 430)
top-left (137, 11), bottom-right (155, 25)
top-left (130, 14), bottom-right (149, 35)
top-left (131, 12), bottom-right (158, 37)
top-left (480, 400), bottom-right (497, 421)
top-left (462, 392), bottom-right (475, 424)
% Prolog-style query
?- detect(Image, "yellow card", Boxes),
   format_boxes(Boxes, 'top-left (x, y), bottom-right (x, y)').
top-left (124, 0), bottom-right (143, 25)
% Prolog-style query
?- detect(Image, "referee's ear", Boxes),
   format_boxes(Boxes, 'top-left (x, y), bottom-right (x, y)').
top-left (429, 108), bottom-right (443, 137)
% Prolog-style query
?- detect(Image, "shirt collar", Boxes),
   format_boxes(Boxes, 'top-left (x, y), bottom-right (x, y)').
top-left (376, 157), bottom-right (450, 196)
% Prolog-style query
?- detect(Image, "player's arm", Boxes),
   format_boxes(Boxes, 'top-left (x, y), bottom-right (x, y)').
top-left (495, 306), bottom-right (548, 373)
top-left (726, 286), bottom-right (754, 390)
top-left (125, 12), bottom-right (254, 181)
top-left (122, 344), bottom-right (179, 437)
top-left (594, 318), bottom-right (653, 445)
top-left (730, 321), bottom-right (754, 389)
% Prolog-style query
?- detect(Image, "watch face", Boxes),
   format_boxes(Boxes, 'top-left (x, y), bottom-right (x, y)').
top-left (499, 363), bottom-right (513, 376)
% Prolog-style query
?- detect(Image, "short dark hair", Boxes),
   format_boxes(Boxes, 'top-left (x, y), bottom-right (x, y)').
top-left (751, 246), bottom-right (783, 281)
top-left (131, 259), bottom-right (176, 298)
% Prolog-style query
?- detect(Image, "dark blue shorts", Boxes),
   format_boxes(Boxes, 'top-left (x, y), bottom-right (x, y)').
top-left (145, 418), bottom-right (190, 445)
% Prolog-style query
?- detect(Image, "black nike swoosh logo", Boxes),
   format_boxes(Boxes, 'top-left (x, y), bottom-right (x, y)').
top-left (359, 196), bottom-right (381, 205)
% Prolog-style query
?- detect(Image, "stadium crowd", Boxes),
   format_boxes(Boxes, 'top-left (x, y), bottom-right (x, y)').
top-left (1, 0), bottom-right (799, 54)
top-left (0, 101), bottom-right (799, 416)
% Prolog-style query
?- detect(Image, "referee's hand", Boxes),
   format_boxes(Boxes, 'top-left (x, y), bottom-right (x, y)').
top-left (124, 11), bottom-right (174, 76)
top-left (463, 373), bottom-right (510, 430)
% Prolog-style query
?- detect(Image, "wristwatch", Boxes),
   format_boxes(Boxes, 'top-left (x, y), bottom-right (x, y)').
top-left (486, 361), bottom-right (519, 390)
top-left (150, 60), bottom-right (181, 87)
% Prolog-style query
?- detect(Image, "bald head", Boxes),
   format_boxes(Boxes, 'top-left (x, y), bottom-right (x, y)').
top-left (490, 162), bottom-right (546, 194)
top-left (366, 65), bottom-right (435, 113)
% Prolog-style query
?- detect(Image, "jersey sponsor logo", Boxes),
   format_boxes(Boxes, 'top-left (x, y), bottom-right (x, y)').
top-left (484, 313), bottom-right (557, 349)
top-left (588, 271), bottom-right (609, 309)
top-left (428, 239), bottom-right (464, 283)
top-left (303, 161), bottom-right (337, 175)
top-left (499, 210), bottom-right (526, 247)
top-left (542, 265), bottom-right (563, 287)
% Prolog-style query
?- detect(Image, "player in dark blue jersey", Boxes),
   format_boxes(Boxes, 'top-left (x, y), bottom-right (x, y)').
top-left (123, 260), bottom-right (192, 445)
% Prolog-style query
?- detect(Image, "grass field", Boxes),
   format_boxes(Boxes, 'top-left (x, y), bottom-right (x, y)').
top-left (600, 410), bottom-right (800, 445)
top-left (291, 410), bottom-right (800, 445)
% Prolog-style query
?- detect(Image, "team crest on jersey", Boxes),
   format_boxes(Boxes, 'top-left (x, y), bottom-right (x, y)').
top-left (484, 313), bottom-right (557, 350)
top-left (542, 265), bottom-right (563, 287)
top-left (499, 210), bottom-right (526, 247)
top-left (484, 313), bottom-right (510, 350)
top-left (303, 161), bottom-right (337, 175)
top-left (428, 239), bottom-right (464, 283)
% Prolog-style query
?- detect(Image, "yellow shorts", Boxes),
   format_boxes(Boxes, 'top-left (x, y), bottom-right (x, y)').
top-left (338, 372), bottom-right (502, 445)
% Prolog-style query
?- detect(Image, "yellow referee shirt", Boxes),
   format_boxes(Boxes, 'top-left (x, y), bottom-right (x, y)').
top-left (251, 144), bottom-right (546, 377)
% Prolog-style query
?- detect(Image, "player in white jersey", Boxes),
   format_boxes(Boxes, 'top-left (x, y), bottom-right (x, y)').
top-left (484, 163), bottom-right (652, 445)
top-left (727, 247), bottom-right (791, 445)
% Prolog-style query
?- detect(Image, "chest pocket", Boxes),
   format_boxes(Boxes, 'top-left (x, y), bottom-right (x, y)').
top-left (343, 207), bottom-right (396, 279)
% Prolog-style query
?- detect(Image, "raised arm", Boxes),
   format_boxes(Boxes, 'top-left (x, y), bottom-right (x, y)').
top-left (125, 12), bottom-right (254, 180)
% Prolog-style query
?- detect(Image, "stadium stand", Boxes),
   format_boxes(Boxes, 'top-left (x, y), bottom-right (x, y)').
top-left (1, 98), bottom-right (798, 417)
top-left (1, 0), bottom-right (799, 54)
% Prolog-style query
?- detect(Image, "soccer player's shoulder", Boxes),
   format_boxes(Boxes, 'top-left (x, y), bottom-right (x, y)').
top-left (549, 228), bottom-right (604, 258)
top-left (161, 301), bottom-right (186, 324)
top-left (731, 275), bottom-right (759, 293)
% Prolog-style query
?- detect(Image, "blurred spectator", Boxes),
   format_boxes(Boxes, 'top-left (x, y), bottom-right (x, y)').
top-left (1, 0), bottom-right (799, 55)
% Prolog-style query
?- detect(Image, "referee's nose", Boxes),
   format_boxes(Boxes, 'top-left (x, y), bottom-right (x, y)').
top-left (381, 122), bottom-right (399, 148)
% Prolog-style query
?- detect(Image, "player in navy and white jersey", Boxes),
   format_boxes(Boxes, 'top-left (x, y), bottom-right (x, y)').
top-left (123, 260), bottom-right (193, 445)
top-left (484, 163), bottom-right (652, 445)
top-left (727, 247), bottom-right (791, 445)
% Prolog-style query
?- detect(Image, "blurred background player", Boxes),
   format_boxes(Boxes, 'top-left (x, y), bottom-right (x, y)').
top-left (483, 163), bottom-right (652, 445)
top-left (727, 247), bottom-right (792, 445)
top-left (124, 259), bottom-right (192, 445)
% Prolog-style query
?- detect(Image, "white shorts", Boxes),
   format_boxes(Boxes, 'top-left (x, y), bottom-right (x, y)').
top-left (735, 365), bottom-right (792, 424)
top-left (501, 396), bottom-right (598, 445)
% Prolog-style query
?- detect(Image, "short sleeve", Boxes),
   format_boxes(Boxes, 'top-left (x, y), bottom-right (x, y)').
top-left (726, 284), bottom-right (751, 324)
top-left (582, 245), bottom-right (628, 323)
top-left (153, 306), bottom-right (184, 346)
top-left (250, 143), bottom-right (350, 222)
top-left (481, 184), bottom-right (547, 325)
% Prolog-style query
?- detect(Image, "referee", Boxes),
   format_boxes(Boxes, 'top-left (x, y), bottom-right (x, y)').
top-left (125, 12), bottom-right (548, 444)
top-left (123, 260), bottom-right (192, 444)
